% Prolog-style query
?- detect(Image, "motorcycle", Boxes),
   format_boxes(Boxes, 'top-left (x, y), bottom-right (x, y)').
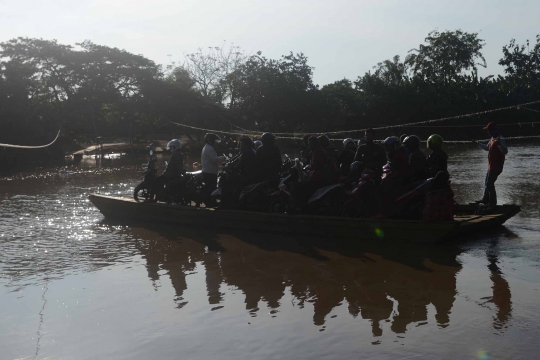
top-left (341, 167), bottom-right (381, 218)
top-left (133, 150), bottom-right (158, 203)
top-left (211, 153), bottom-right (238, 203)
top-left (134, 150), bottom-right (204, 205)
top-left (269, 158), bottom-right (308, 213)
top-left (393, 178), bottom-right (433, 220)
top-left (305, 176), bottom-right (356, 216)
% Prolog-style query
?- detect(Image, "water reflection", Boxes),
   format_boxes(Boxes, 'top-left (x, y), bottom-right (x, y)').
top-left (128, 223), bottom-right (463, 336)
top-left (486, 241), bottom-right (512, 330)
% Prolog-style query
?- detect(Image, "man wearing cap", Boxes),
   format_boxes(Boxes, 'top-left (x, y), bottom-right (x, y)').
top-left (475, 122), bottom-right (508, 207)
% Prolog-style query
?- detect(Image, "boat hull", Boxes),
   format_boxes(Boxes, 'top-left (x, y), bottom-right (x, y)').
top-left (89, 194), bottom-right (470, 243)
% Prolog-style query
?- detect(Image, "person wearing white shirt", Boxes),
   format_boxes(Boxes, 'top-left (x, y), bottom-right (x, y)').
top-left (201, 133), bottom-right (225, 207)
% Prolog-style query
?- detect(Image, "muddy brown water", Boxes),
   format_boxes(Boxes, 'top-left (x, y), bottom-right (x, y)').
top-left (1, 145), bottom-right (540, 359)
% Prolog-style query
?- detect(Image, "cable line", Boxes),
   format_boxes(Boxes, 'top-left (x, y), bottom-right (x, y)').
top-left (172, 99), bottom-right (540, 138)
top-left (0, 129), bottom-right (61, 149)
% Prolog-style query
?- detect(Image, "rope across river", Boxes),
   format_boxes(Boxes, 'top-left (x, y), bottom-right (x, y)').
top-left (169, 98), bottom-right (540, 143)
top-left (2, 99), bottom-right (539, 148)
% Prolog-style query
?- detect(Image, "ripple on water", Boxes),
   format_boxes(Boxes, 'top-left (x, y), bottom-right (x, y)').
top-left (1, 148), bottom-right (540, 359)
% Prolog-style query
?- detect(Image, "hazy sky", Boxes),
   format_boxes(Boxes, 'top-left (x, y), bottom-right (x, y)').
top-left (1, 0), bottom-right (538, 86)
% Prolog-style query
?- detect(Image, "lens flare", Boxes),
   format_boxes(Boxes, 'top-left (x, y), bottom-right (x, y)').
top-left (375, 228), bottom-right (384, 238)
top-left (477, 350), bottom-right (490, 360)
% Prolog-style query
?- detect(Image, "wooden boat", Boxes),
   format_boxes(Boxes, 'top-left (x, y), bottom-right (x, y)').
top-left (88, 194), bottom-right (520, 243)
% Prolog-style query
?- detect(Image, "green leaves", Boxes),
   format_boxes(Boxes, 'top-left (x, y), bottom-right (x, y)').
top-left (405, 30), bottom-right (486, 86)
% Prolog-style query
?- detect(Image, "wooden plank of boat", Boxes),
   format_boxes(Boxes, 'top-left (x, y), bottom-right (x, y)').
top-left (88, 194), bottom-right (520, 243)
top-left (452, 204), bottom-right (520, 237)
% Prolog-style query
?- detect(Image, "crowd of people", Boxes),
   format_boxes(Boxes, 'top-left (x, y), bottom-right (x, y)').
top-left (154, 121), bottom-right (508, 220)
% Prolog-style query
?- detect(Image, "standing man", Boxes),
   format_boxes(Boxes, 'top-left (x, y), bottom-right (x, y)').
top-left (201, 133), bottom-right (225, 207)
top-left (475, 122), bottom-right (508, 207)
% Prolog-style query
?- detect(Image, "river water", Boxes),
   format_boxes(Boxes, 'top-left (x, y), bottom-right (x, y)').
top-left (1, 144), bottom-right (539, 360)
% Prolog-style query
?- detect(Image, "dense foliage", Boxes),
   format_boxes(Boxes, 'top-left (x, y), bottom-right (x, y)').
top-left (1, 30), bottom-right (539, 152)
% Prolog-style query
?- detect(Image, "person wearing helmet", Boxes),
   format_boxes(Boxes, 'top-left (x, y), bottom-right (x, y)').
top-left (201, 133), bottom-right (226, 207)
top-left (354, 129), bottom-right (386, 172)
top-left (383, 136), bottom-right (408, 174)
top-left (337, 138), bottom-right (356, 177)
top-left (236, 136), bottom-right (257, 182)
top-left (148, 139), bottom-right (185, 201)
top-left (219, 136), bottom-right (257, 209)
top-left (317, 135), bottom-right (338, 158)
top-left (255, 132), bottom-right (282, 183)
top-left (373, 136), bottom-right (408, 217)
top-left (426, 134), bottom-right (448, 177)
top-left (253, 140), bottom-right (263, 150)
top-left (474, 122), bottom-right (508, 207)
top-left (402, 135), bottom-right (428, 182)
top-left (289, 136), bottom-right (329, 212)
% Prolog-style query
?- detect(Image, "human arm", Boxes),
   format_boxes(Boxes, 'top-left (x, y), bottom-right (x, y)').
top-left (498, 137), bottom-right (508, 155)
top-left (206, 146), bottom-right (225, 165)
top-left (476, 142), bottom-right (489, 151)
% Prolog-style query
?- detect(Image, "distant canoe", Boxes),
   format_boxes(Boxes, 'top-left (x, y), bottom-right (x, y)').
top-left (88, 194), bottom-right (520, 243)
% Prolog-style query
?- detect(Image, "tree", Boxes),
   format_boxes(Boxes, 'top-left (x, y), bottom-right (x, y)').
top-left (405, 30), bottom-right (486, 86)
top-left (228, 52), bottom-right (317, 131)
top-left (179, 42), bottom-right (248, 105)
top-left (499, 35), bottom-right (540, 100)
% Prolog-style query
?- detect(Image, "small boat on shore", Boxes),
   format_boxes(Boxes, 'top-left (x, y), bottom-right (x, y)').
top-left (88, 194), bottom-right (521, 243)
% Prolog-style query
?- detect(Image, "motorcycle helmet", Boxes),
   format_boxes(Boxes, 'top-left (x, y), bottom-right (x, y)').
top-left (383, 136), bottom-right (400, 153)
top-left (427, 134), bottom-right (443, 150)
top-left (399, 134), bottom-right (408, 144)
top-left (402, 135), bottom-right (421, 152)
top-left (317, 135), bottom-right (330, 149)
top-left (254, 140), bottom-right (263, 149)
top-left (261, 132), bottom-right (276, 145)
top-left (349, 161), bottom-right (363, 178)
top-left (204, 133), bottom-right (221, 144)
top-left (166, 139), bottom-right (182, 152)
top-left (343, 138), bottom-right (356, 150)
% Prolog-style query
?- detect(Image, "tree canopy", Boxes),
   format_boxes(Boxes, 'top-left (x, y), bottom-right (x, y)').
top-left (1, 30), bottom-right (540, 152)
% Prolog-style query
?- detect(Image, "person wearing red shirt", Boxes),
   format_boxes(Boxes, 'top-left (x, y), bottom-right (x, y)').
top-left (475, 122), bottom-right (508, 207)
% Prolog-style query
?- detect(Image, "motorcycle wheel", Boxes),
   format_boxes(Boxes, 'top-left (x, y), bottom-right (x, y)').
top-left (270, 197), bottom-right (288, 213)
top-left (134, 182), bottom-right (151, 203)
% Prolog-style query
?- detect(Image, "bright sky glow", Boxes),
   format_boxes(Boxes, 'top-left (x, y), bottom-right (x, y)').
top-left (1, 0), bottom-right (538, 86)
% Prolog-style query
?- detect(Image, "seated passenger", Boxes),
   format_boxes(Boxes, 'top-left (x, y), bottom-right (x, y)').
top-left (386, 137), bottom-right (408, 175)
top-left (236, 136), bottom-right (257, 185)
top-left (354, 128), bottom-right (386, 172)
top-left (426, 134), bottom-right (448, 177)
top-left (337, 138), bottom-right (356, 177)
top-left (423, 171), bottom-right (454, 221)
top-left (374, 136), bottom-right (407, 217)
top-left (289, 136), bottom-right (329, 212)
top-left (402, 135), bottom-right (428, 182)
top-left (318, 135), bottom-right (339, 159)
top-left (300, 134), bottom-right (311, 165)
top-left (149, 139), bottom-right (184, 201)
top-left (255, 132), bottom-right (282, 183)
top-left (219, 136), bottom-right (257, 209)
